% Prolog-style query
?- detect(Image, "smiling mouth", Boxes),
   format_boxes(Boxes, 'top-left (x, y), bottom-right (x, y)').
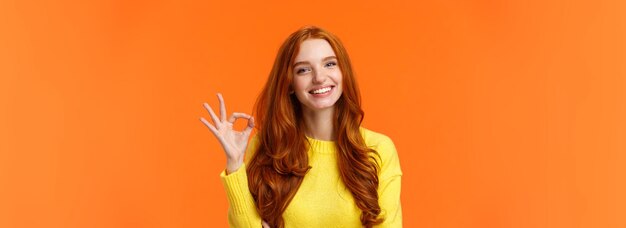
top-left (309, 86), bottom-right (334, 94)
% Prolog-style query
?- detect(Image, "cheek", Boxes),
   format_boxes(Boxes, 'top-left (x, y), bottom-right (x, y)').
top-left (333, 71), bottom-right (343, 84)
top-left (291, 78), bottom-right (301, 89)
top-left (292, 79), bottom-right (307, 93)
top-left (333, 72), bottom-right (344, 95)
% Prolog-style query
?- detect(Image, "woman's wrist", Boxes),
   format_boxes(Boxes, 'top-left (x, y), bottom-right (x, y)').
top-left (225, 160), bottom-right (243, 175)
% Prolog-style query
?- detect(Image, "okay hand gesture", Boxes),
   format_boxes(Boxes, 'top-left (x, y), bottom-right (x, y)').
top-left (200, 93), bottom-right (255, 173)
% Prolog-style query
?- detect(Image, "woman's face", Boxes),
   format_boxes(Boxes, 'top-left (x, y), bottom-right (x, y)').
top-left (291, 38), bottom-right (343, 112)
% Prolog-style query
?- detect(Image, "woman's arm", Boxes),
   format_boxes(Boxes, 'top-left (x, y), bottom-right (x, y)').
top-left (200, 93), bottom-right (263, 227)
top-left (220, 164), bottom-right (263, 227)
top-left (375, 136), bottom-right (403, 228)
top-left (220, 135), bottom-right (263, 227)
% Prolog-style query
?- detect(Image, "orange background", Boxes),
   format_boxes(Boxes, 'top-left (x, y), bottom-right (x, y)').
top-left (1, 0), bottom-right (625, 227)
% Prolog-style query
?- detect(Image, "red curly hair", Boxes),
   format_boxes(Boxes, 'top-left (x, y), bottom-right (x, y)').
top-left (248, 26), bottom-right (383, 228)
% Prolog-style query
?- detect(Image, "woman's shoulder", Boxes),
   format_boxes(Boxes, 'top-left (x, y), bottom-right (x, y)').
top-left (359, 127), bottom-right (398, 159)
top-left (359, 127), bottom-right (394, 147)
top-left (360, 127), bottom-right (401, 176)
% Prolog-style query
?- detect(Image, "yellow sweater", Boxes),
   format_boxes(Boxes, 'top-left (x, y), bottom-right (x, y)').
top-left (220, 128), bottom-right (403, 227)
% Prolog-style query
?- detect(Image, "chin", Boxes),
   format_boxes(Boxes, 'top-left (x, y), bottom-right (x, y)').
top-left (306, 102), bottom-right (338, 111)
top-left (298, 94), bottom-right (342, 111)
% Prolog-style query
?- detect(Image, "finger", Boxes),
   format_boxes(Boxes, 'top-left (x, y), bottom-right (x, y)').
top-left (203, 103), bottom-right (220, 125)
top-left (243, 117), bottom-right (255, 136)
top-left (262, 221), bottom-right (270, 228)
top-left (200, 117), bottom-right (229, 146)
top-left (228, 112), bottom-right (252, 123)
top-left (217, 93), bottom-right (226, 122)
top-left (199, 117), bottom-right (219, 136)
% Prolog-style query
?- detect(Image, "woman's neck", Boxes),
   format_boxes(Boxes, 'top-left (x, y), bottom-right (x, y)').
top-left (302, 106), bottom-right (336, 141)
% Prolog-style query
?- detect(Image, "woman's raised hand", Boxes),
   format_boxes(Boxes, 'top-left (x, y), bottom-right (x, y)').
top-left (200, 93), bottom-right (255, 174)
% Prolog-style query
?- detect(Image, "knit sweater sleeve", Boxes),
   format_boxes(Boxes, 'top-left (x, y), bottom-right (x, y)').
top-left (219, 135), bottom-right (262, 228)
top-left (374, 135), bottom-right (403, 228)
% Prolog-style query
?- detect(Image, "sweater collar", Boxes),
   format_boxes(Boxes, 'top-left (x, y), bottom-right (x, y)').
top-left (305, 135), bottom-right (337, 154)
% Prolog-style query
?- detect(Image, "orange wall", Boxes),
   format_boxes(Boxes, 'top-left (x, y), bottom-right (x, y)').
top-left (1, 0), bottom-right (625, 227)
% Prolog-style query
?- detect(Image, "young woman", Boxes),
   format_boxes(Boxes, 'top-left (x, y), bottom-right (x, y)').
top-left (200, 26), bottom-right (402, 228)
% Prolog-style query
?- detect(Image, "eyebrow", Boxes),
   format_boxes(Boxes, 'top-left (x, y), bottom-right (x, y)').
top-left (293, 56), bottom-right (337, 67)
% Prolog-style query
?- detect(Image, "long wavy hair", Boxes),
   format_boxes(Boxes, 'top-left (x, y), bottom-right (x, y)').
top-left (248, 26), bottom-right (383, 228)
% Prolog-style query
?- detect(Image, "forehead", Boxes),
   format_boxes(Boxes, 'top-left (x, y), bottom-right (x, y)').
top-left (294, 38), bottom-right (336, 62)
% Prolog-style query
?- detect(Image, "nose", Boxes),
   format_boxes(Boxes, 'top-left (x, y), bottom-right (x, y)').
top-left (312, 67), bottom-right (326, 84)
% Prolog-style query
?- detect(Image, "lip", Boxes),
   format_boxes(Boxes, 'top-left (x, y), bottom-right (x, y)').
top-left (309, 85), bottom-right (335, 98)
top-left (308, 85), bottom-right (335, 93)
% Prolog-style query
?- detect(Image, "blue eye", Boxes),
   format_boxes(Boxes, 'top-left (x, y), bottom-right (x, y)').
top-left (325, 61), bottom-right (337, 67)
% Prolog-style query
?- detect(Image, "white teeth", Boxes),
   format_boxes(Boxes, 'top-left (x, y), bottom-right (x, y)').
top-left (311, 87), bottom-right (331, 94)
